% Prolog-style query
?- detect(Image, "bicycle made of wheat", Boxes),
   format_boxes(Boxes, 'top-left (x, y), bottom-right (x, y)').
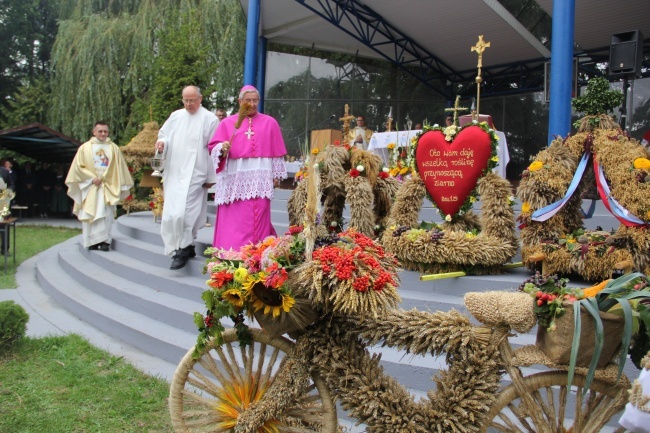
top-left (169, 288), bottom-right (630, 433)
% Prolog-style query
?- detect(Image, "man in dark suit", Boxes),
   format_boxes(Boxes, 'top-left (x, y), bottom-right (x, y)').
top-left (17, 161), bottom-right (38, 217)
top-left (0, 160), bottom-right (14, 255)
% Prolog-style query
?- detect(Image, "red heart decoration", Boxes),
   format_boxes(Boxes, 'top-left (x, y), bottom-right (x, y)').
top-left (415, 126), bottom-right (492, 216)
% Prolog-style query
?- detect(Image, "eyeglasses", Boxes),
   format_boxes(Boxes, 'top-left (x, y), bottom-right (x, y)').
top-left (242, 98), bottom-right (260, 104)
top-left (182, 99), bottom-right (199, 104)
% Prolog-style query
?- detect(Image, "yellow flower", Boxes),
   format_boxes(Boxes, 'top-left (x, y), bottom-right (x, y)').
top-left (390, 167), bottom-right (399, 177)
top-left (465, 232), bottom-right (477, 239)
top-left (233, 267), bottom-right (249, 284)
top-left (633, 158), bottom-right (650, 170)
top-left (445, 214), bottom-right (452, 222)
top-left (311, 148), bottom-right (320, 155)
top-left (399, 167), bottom-right (409, 175)
top-left (522, 201), bottom-right (531, 213)
top-left (222, 288), bottom-right (246, 308)
top-left (469, 196), bottom-right (476, 203)
top-left (387, 143), bottom-right (396, 149)
top-left (241, 273), bottom-right (265, 294)
top-left (491, 156), bottom-right (499, 163)
top-left (528, 161), bottom-right (544, 171)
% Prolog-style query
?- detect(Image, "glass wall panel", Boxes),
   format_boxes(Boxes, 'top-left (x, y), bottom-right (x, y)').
top-left (265, 52), bottom-right (310, 99)
top-left (264, 100), bottom-right (308, 158)
top-left (263, 48), bottom-right (650, 183)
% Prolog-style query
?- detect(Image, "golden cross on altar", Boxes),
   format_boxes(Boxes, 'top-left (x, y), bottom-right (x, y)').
top-left (471, 35), bottom-right (491, 69)
top-left (470, 35), bottom-right (490, 122)
top-left (339, 104), bottom-right (355, 138)
top-left (444, 95), bottom-right (468, 126)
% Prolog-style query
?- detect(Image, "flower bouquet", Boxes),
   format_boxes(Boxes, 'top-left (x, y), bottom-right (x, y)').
top-left (520, 272), bottom-right (650, 391)
top-left (193, 227), bottom-right (401, 358)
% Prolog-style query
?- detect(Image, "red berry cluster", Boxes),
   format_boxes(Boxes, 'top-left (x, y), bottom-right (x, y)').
top-left (353, 275), bottom-right (370, 292)
top-left (535, 290), bottom-right (557, 307)
top-left (373, 271), bottom-right (394, 291)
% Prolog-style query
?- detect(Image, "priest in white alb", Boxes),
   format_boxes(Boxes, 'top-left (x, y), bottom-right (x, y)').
top-left (155, 85), bottom-right (218, 270)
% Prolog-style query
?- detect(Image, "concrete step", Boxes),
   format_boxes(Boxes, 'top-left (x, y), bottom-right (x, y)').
top-left (35, 238), bottom-right (197, 366)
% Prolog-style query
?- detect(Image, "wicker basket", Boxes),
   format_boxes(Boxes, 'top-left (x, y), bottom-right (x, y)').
top-left (536, 304), bottom-right (624, 368)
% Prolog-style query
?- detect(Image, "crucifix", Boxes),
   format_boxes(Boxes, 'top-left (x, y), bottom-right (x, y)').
top-left (339, 104), bottom-right (356, 139)
top-left (470, 35), bottom-right (490, 121)
top-left (245, 118), bottom-right (255, 140)
top-left (444, 95), bottom-right (468, 126)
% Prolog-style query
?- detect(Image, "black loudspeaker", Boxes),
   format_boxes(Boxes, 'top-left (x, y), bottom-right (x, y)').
top-left (609, 30), bottom-right (643, 76)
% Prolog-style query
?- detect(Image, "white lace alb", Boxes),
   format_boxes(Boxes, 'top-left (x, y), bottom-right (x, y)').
top-left (210, 145), bottom-right (287, 205)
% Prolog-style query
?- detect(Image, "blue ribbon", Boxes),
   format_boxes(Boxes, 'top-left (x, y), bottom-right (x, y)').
top-left (531, 152), bottom-right (590, 222)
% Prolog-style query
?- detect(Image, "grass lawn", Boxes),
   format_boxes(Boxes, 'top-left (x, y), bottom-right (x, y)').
top-left (0, 335), bottom-right (173, 432)
top-left (0, 225), bottom-right (174, 432)
top-left (0, 225), bottom-right (82, 289)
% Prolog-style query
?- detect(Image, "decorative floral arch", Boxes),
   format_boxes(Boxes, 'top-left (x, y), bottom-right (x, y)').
top-left (381, 123), bottom-right (518, 275)
top-left (288, 143), bottom-right (400, 238)
top-left (517, 118), bottom-right (650, 281)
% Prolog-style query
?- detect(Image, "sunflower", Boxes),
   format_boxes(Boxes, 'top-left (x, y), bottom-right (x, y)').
top-left (247, 280), bottom-right (296, 317)
top-left (242, 273), bottom-right (266, 294)
top-left (221, 288), bottom-right (246, 308)
top-left (528, 160), bottom-right (544, 171)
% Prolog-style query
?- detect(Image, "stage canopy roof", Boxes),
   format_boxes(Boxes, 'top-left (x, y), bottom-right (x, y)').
top-left (0, 123), bottom-right (81, 163)
top-left (244, 0), bottom-right (650, 96)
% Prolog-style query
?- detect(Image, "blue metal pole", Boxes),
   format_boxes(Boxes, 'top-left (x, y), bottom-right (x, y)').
top-left (243, 0), bottom-right (260, 86)
top-left (547, 0), bottom-right (575, 145)
top-left (257, 37), bottom-right (268, 113)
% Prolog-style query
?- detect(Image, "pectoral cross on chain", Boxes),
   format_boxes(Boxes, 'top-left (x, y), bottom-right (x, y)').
top-left (245, 118), bottom-right (255, 140)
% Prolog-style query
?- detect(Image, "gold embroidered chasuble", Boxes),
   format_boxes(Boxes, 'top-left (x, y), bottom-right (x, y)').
top-left (66, 137), bottom-right (133, 222)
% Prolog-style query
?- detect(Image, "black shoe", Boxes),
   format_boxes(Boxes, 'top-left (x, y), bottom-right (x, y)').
top-left (99, 242), bottom-right (110, 251)
top-left (88, 244), bottom-right (100, 250)
top-left (184, 244), bottom-right (196, 258)
top-left (170, 250), bottom-right (190, 270)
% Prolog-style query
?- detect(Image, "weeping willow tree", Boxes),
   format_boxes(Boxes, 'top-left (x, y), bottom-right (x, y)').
top-left (49, 0), bottom-right (246, 143)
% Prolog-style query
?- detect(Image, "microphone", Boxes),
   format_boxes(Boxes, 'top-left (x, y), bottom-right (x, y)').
top-left (330, 114), bottom-right (337, 119)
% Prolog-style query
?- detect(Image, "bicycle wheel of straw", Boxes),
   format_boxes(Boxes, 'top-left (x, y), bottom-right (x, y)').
top-left (169, 328), bottom-right (338, 433)
top-left (487, 371), bottom-right (627, 433)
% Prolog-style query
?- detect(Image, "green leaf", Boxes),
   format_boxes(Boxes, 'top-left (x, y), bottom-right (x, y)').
top-left (581, 298), bottom-right (604, 394)
top-left (193, 312), bottom-right (205, 329)
top-left (612, 298), bottom-right (633, 381)
top-left (567, 301), bottom-right (582, 388)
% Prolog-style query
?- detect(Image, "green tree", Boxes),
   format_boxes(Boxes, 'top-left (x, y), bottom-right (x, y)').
top-left (0, 78), bottom-right (50, 128)
top-left (48, 0), bottom-right (246, 143)
top-left (0, 0), bottom-right (58, 127)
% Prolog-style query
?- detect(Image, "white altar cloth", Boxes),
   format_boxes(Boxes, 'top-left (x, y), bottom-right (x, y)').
top-left (285, 161), bottom-right (303, 176)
